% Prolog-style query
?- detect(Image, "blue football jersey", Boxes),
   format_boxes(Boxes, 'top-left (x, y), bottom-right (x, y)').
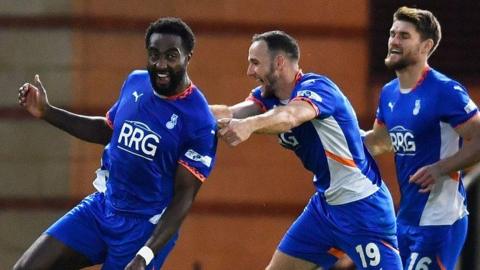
top-left (248, 72), bottom-right (382, 205)
top-left (96, 70), bottom-right (217, 216)
top-left (376, 67), bottom-right (477, 226)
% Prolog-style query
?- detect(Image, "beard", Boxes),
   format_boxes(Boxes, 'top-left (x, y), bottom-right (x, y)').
top-left (260, 64), bottom-right (279, 98)
top-left (384, 50), bottom-right (419, 71)
top-left (385, 57), bottom-right (410, 71)
top-left (147, 66), bottom-right (186, 96)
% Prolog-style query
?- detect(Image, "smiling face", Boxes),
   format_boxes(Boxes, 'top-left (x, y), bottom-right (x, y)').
top-left (146, 33), bottom-right (190, 96)
top-left (246, 40), bottom-right (281, 98)
top-left (385, 20), bottom-right (427, 71)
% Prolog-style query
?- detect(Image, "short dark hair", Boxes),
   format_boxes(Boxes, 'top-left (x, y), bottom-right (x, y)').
top-left (145, 17), bottom-right (195, 54)
top-left (394, 6), bottom-right (442, 56)
top-left (252, 30), bottom-right (300, 61)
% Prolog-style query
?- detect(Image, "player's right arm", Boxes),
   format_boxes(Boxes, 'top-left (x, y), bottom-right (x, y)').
top-left (363, 120), bottom-right (393, 156)
top-left (210, 100), bottom-right (263, 120)
top-left (18, 75), bottom-right (112, 145)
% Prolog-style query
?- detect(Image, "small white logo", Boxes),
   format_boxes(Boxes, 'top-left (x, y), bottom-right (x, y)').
top-left (454, 85), bottom-right (464, 91)
top-left (132, 91), bottom-right (143, 102)
top-left (464, 99), bottom-right (478, 113)
top-left (185, 149), bottom-right (212, 167)
top-left (388, 102), bottom-right (395, 111)
top-left (166, 114), bottom-right (178, 129)
top-left (413, 99), bottom-right (421, 115)
top-left (297, 90), bottom-right (322, 102)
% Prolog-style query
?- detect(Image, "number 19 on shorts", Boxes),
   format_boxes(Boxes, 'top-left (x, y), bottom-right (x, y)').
top-left (355, 243), bottom-right (381, 268)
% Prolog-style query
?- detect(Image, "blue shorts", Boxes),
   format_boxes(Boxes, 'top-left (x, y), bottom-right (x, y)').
top-left (278, 184), bottom-right (402, 269)
top-left (398, 216), bottom-right (468, 270)
top-left (46, 192), bottom-right (177, 270)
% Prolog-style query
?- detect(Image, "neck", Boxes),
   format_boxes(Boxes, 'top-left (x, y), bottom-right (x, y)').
top-left (395, 61), bottom-right (429, 89)
top-left (172, 75), bottom-right (191, 95)
top-left (275, 66), bottom-right (300, 100)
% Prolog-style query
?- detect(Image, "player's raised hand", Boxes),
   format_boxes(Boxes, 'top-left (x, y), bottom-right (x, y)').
top-left (409, 164), bottom-right (442, 193)
top-left (18, 74), bottom-right (50, 118)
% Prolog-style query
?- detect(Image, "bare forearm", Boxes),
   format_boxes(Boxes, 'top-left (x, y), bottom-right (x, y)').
top-left (363, 130), bottom-right (392, 156)
top-left (435, 140), bottom-right (480, 175)
top-left (247, 107), bottom-right (299, 134)
top-left (209, 105), bottom-right (233, 119)
top-left (144, 196), bottom-right (193, 253)
top-left (43, 105), bottom-right (112, 145)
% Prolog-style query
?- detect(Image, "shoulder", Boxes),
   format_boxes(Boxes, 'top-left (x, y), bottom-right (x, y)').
top-left (182, 84), bottom-right (216, 125)
top-left (126, 69), bottom-right (149, 80)
top-left (428, 69), bottom-right (468, 95)
top-left (299, 73), bottom-right (339, 90)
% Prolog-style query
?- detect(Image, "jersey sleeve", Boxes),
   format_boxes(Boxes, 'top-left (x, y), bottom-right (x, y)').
top-left (245, 87), bottom-right (278, 112)
top-left (375, 88), bottom-right (386, 125)
top-left (105, 75), bottom-right (131, 128)
top-left (178, 126), bottom-right (218, 182)
top-left (290, 80), bottom-right (336, 119)
top-left (438, 81), bottom-right (478, 127)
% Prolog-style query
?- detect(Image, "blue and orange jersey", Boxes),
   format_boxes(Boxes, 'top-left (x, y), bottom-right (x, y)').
top-left (96, 70), bottom-right (217, 216)
top-left (376, 67), bottom-right (477, 226)
top-left (248, 72), bottom-right (382, 205)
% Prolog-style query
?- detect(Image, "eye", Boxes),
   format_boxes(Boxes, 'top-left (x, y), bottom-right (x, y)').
top-left (167, 52), bottom-right (179, 61)
top-left (148, 50), bottom-right (160, 61)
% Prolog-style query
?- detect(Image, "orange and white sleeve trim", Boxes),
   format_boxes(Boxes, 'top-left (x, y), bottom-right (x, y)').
top-left (105, 111), bottom-right (114, 129)
top-left (245, 95), bottom-right (267, 112)
top-left (178, 160), bottom-right (206, 182)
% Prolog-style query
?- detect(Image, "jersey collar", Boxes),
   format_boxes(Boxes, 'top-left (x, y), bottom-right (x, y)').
top-left (153, 82), bottom-right (194, 100)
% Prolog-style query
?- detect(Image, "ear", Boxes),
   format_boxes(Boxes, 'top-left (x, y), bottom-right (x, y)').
top-left (186, 51), bottom-right (193, 62)
top-left (275, 54), bottom-right (285, 70)
top-left (421, 39), bottom-right (434, 55)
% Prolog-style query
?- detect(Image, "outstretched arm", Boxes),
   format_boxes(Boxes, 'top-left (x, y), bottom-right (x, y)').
top-left (218, 100), bottom-right (317, 146)
top-left (210, 100), bottom-right (263, 120)
top-left (18, 75), bottom-right (112, 145)
top-left (410, 114), bottom-right (480, 192)
top-left (124, 165), bottom-right (202, 270)
top-left (363, 120), bottom-right (393, 156)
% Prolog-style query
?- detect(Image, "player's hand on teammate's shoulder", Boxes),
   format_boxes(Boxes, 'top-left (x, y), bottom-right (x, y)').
top-left (18, 74), bottom-right (50, 119)
top-left (409, 164), bottom-right (442, 193)
top-left (124, 255), bottom-right (147, 270)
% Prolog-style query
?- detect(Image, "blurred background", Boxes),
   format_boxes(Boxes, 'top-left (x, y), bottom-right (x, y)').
top-left (0, 0), bottom-right (479, 269)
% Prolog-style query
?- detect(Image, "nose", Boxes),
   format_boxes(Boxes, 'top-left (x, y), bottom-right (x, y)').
top-left (154, 56), bottom-right (168, 70)
top-left (246, 63), bottom-right (255, 77)
top-left (389, 35), bottom-right (400, 47)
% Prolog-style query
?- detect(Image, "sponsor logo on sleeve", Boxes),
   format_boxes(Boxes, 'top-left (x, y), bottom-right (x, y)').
top-left (297, 90), bottom-right (322, 102)
top-left (185, 149), bottom-right (212, 167)
top-left (464, 99), bottom-right (477, 113)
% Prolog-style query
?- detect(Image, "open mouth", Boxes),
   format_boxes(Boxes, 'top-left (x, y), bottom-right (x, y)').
top-left (155, 73), bottom-right (170, 85)
top-left (389, 48), bottom-right (402, 55)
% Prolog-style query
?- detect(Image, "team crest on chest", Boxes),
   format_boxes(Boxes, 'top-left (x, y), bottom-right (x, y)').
top-left (413, 99), bottom-right (421, 115)
top-left (166, 114), bottom-right (178, 129)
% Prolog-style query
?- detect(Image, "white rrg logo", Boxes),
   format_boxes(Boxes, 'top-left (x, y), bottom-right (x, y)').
top-left (117, 121), bottom-right (161, 160)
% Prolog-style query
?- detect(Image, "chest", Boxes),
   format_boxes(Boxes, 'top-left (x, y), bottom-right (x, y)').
top-left (112, 93), bottom-right (185, 160)
top-left (382, 90), bottom-right (439, 134)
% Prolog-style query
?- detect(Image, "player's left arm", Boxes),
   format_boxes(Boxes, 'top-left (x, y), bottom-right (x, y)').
top-left (125, 166), bottom-right (202, 270)
top-left (218, 100), bottom-right (316, 146)
top-left (410, 113), bottom-right (480, 192)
